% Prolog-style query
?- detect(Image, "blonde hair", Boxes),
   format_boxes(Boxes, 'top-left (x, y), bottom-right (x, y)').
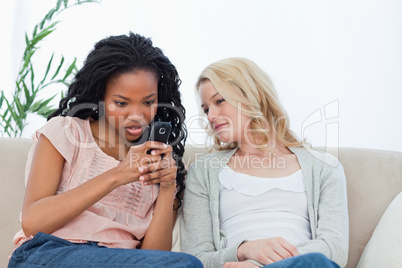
top-left (196, 57), bottom-right (303, 151)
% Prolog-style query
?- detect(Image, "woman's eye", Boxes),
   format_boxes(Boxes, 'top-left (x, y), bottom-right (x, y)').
top-left (115, 101), bottom-right (127, 107)
top-left (145, 100), bottom-right (156, 105)
top-left (216, 99), bottom-right (225, 105)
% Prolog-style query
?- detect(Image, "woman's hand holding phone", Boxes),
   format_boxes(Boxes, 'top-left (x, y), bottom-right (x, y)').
top-left (113, 141), bottom-right (167, 185)
top-left (138, 143), bottom-right (177, 188)
top-left (114, 121), bottom-right (176, 188)
top-left (143, 121), bottom-right (176, 189)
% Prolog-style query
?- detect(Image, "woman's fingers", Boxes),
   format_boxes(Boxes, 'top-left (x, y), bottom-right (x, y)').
top-left (118, 143), bottom-right (176, 185)
top-left (138, 156), bottom-right (175, 173)
top-left (279, 238), bottom-right (299, 257)
top-left (138, 157), bottom-right (177, 185)
top-left (140, 170), bottom-right (177, 185)
top-left (127, 143), bottom-right (172, 165)
top-left (148, 144), bottom-right (173, 157)
top-left (258, 237), bottom-right (298, 264)
top-left (273, 247), bottom-right (293, 260)
top-left (266, 250), bottom-right (285, 262)
top-left (128, 153), bottom-right (161, 166)
top-left (238, 237), bottom-right (298, 266)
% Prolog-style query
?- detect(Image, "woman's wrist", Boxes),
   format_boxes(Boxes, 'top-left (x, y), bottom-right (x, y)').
top-left (105, 167), bottom-right (125, 188)
top-left (158, 183), bottom-right (176, 196)
top-left (237, 241), bottom-right (249, 261)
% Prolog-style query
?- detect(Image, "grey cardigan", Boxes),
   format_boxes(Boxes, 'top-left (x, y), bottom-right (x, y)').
top-left (181, 147), bottom-right (349, 268)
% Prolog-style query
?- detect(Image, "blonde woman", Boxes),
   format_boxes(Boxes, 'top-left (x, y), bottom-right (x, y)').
top-left (181, 58), bottom-right (348, 268)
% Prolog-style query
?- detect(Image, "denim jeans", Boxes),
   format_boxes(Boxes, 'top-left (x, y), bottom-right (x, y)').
top-left (263, 253), bottom-right (340, 268)
top-left (8, 232), bottom-right (203, 268)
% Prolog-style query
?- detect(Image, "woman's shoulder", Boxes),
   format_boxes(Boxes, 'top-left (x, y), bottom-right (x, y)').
top-left (290, 146), bottom-right (340, 168)
top-left (33, 116), bottom-right (92, 149)
top-left (44, 116), bottom-right (88, 131)
top-left (44, 116), bottom-right (90, 136)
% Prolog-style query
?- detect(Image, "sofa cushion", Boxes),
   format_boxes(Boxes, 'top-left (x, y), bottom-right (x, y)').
top-left (356, 192), bottom-right (402, 268)
top-left (0, 138), bottom-right (33, 266)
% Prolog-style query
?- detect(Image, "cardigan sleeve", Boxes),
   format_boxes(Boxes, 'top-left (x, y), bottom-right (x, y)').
top-left (296, 160), bottom-right (349, 267)
top-left (181, 161), bottom-right (241, 268)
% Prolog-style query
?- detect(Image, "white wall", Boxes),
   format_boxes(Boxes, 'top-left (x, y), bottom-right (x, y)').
top-left (1, 0), bottom-right (401, 152)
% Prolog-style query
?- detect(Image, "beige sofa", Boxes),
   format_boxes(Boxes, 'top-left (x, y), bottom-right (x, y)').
top-left (1, 137), bottom-right (402, 268)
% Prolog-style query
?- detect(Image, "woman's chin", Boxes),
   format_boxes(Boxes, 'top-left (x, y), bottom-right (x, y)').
top-left (215, 132), bottom-right (232, 144)
top-left (124, 132), bottom-right (148, 145)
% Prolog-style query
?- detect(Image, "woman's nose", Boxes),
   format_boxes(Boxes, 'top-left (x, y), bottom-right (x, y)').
top-left (207, 109), bottom-right (218, 122)
top-left (127, 107), bottom-right (145, 120)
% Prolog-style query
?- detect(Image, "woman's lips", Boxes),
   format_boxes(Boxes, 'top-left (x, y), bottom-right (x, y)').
top-left (125, 125), bottom-right (143, 136)
top-left (214, 123), bottom-right (227, 131)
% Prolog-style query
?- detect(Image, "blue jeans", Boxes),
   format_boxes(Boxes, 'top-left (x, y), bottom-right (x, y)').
top-left (263, 253), bottom-right (340, 268)
top-left (8, 232), bottom-right (203, 268)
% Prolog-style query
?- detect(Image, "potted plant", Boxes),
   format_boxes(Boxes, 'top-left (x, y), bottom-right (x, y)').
top-left (0, 0), bottom-right (98, 137)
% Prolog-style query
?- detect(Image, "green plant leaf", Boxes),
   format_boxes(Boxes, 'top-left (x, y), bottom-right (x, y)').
top-left (33, 24), bottom-right (38, 37)
top-left (2, 104), bottom-right (10, 117)
top-left (38, 9), bottom-right (58, 30)
top-left (63, 0), bottom-right (69, 8)
top-left (47, 8), bottom-right (57, 21)
top-left (19, 68), bottom-right (29, 81)
top-left (3, 97), bottom-right (18, 124)
top-left (51, 56), bottom-right (65, 80)
top-left (62, 58), bottom-right (77, 80)
top-left (14, 96), bottom-right (24, 115)
top-left (56, 0), bottom-right (63, 10)
top-left (29, 94), bottom-right (57, 113)
top-left (30, 27), bottom-right (55, 49)
top-left (25, 22), bottom-right (59, 54)
top-left (40, 53), bottom-right (54, 85)
top-left (29, 100), bottom-right (42, 112)
top-left (37, 105), bottom-right (56, 117)
top-left (22, 49), bottom-right (36, 74)
top-left (0, 91), bottom-right (4, 108)
top-left (22, 80), bottom-right (35, 108)
top-left (29, 63), bottom-right (35, 94)
top-left (25, 33), bottom-right (29, 46)
top-left (2, 115), bottom-right (16, 137)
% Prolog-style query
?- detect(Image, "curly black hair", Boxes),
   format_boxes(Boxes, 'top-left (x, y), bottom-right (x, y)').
top-left (48, 32), bottom-right (187, 207)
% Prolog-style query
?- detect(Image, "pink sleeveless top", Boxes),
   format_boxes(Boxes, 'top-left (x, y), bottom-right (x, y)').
top-left (13, 116), bottom-right (159, 249)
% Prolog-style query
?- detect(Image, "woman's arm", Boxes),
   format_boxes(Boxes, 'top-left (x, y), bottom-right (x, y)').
top-left (22, 135), bottom-right (166, 237)
top-left (140, 149), bottom-right (178, 250)
top-left (181, 163), bottom-right (242, 268)
top-left (296, 162), bottom-right (349, 267)
top-left (140, 183), bottom-right (176, 250)
top-left (22, 135), bottom-right (122, 237)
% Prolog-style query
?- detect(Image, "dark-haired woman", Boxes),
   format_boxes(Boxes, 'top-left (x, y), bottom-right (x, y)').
top-left (8, 32), bottom-right (201, 268)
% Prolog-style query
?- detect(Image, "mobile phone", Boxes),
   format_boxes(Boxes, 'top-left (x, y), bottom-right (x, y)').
top-left (147, 121), bottom-right (172, 154)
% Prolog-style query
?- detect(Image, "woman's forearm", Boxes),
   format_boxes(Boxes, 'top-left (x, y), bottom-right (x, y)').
top-left (141, 185), bottom-right (176, 250)
top-left (22, 169), bottom-right (121, 237)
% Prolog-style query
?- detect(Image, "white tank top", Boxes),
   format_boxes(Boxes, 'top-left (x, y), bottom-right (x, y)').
top-left (219, 166), bottom-right (312, 248)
